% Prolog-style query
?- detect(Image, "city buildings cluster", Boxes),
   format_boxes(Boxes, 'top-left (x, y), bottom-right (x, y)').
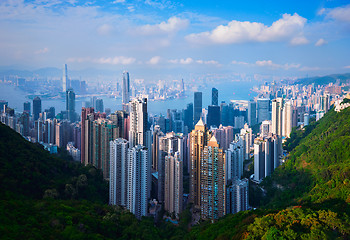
top-left (1, 65), bottom-right (349, 222)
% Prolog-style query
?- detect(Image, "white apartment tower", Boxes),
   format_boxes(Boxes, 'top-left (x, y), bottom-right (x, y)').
top-left (164, 152), bottom-right (183, 217)
top-left (127, 145), bottom-right (150, 219)
top-left (109, 138), bottom-right (129, 206)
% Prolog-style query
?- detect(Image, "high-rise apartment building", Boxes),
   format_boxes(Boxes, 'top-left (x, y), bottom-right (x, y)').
top-left (189, 119), bottom-right (212, 209)
top-left (200, 136), bottom-right (225, 220)
top-left (253, 134), bottom-right (279, 182)
top-left (129, 98), bottom-right (149, 148)
top-left (127, 145), bottom-right (150, 219)
top-left (226, 178), bottom-right (249, 214)
top-left (225, 139), bottom-right (244, 183)
top-left (122, 71), bottom-right (130, 111)
top-left (157, 132), bottom-right (184, 203)
top-left (109, 138), bottom-right (129, 206)
top-left (164, 151), bottom-right (183, 217)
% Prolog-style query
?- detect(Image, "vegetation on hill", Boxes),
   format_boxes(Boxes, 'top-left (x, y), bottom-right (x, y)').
top-left (1, 102), bottom-right (350, 239)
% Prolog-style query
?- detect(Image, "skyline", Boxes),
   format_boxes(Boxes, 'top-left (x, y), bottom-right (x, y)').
top-left (0, 0), bottom-right (350, 81)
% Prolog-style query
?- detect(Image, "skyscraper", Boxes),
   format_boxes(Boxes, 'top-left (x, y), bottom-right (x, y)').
top-left (207, 105), bottom-right (221, 128)
top-left (164, 151), bottom-right (183, 217)
top-left (271, 98), bottom-right (283, 136)
top-left (226, 138), bottom-right (244, 183)
top-left (257, 98), bottom-right (270, 123)
top-left (248, 100), bottom-right (257, 126)
top-left (33, 96), bottom-right (41, 121)
top-left (189, 118), bottom-right (212, 209)
top-left (66, 88), bottom-right (76, 122)
top-left (63, 64), bottom-right (68, 92)
top-left (110, 138), bottom-right (129, 206)
top-left (226, 178), bottom-right (249, 214)
top-left (127, 145), bottom-right (150, 219)
top-left (81, 107), bottom-right (95, 164)
top-left (212, 88), bottom-right (218, 106)
top-left (122, 71), bottom-right (130, 111)
top-left (200, 136), bottom-right (226, 220)
top-left (95, 98), bottom-right (104, 113)
top-left (23, 101), bottom-right (31, 115)
top-left (129, 98), bottom-right (149, 148)
top-left (184, 103), bottom-right (194, 132)
top-left (193, 92), bottom-right (202, 124)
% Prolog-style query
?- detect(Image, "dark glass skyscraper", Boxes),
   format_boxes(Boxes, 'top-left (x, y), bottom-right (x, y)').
top-left (122, 71), bottom-right (130, 111)
top-left (207, 105), bottom-right (221, 128)
top-left (95, 98), bottom-right (104, 113)
top-left (23, 101), bottom-right (31, 115)
top-left (184, 103), bottom-right (194, 131)
top-left (33, 96), bottom-right (41, 121)
top-left (66, 88), bottom-right (76, 122)
top-left (248, 100), bottom-right (257, 126)
top-left (212, 88), bottom-right (218, 106)
top-left (193, 92), bottom-right (202, 124)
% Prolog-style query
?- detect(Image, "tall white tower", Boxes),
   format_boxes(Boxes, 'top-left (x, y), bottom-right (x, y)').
top-left (109, 138), bottom-right (129, 206)
top-left (126, 145), bottom-right (150, 219)
top-left (63, 64), bottom-right (68, 92)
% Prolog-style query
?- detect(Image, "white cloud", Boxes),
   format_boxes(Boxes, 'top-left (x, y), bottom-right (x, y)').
top-left (196, 60), bottom-right (219, 65)
top-left (255, 60), bottom-right (300, 70)
top-left (35, 47), bottom-right (49, 54)
top-left (186, 13), bottom-right (308, 45)
top-left (97, 24), bottom-right (113, 35)
top-left (147, 56), bottom-right (161, 65)
top-left (344, 65), bottom-right (350, 69)
top-left (113, 0), bottom-right (125, 3)
top-left (127, 5), bottom-right (135, 12)
top-left (315, 38), bottom-right (328, 47)
top-left (290, 36), bottom-right (309, 45)
top-left (169, 58), bottom-right (193, 64)
top-left (67, 56), bottom-right (136, 65)
top-left (138, 16), bottom-right (189, 35)
top-left (232, 60), bottom-right (250, 65)
top-left (325, 5), bottom-right (350, 23)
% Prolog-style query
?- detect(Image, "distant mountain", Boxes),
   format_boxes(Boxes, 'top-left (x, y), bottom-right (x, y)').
top-left (296, 73), bottom-right (350, 86)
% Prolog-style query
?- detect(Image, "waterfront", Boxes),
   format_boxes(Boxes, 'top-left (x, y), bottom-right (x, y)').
top-left (0, 80), bottom-right (257, 115)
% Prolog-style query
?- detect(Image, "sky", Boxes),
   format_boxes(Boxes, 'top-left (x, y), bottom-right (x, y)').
top-left (0, 0), bottom-right (350, 81)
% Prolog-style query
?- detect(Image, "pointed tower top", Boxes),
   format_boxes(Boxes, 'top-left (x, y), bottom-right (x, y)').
top-left (196, 118), bottom-right (205, 126)
top-left (209, 135), bottom-right (217, 143)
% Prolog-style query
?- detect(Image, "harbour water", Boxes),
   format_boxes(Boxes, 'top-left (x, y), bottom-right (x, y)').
top-left (0, 80), bottom-right (258, 115)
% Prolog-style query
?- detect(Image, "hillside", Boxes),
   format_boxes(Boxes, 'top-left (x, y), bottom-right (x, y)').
top-left (1, 102), bottom-right (350, 239)
top-left (0, 123), bottom-right (188, 239)
top-left (189, 104), bottom-right (350, 239)
top-left (0, 122), bottom-right (108, 202)
top-left (296, 73), bottom-right (350, 86)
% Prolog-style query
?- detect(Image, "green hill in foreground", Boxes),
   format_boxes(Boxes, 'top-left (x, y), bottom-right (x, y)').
top-left (1, 102), bottom-right (350, 239)
top-left (190, 104), bottom-right (350, 239)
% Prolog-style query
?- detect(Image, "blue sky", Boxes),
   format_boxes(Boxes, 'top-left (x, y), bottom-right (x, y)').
top-left (0, 0), bottom-right (350, 82)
